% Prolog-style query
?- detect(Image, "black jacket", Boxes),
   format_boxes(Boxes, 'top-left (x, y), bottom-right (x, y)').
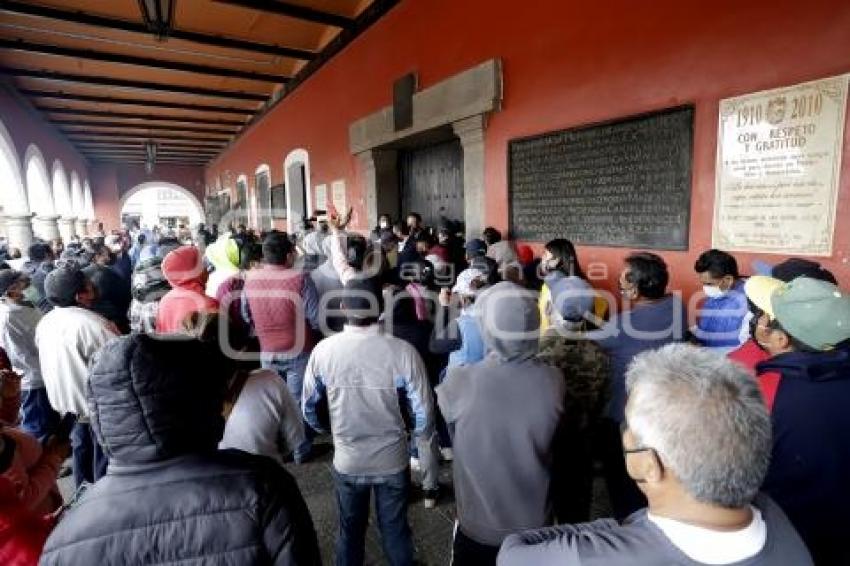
top-left (41, 335), bottom-right (322, 566)
top-left (83, 263), bottom-right (131, 332)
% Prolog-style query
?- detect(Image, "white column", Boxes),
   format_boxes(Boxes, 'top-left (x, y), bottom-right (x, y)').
top-left (33, 215), bottom-right (60, 241)
top-left (75, 218), bottom-right (88, 237)
top-left (453, 114), bottom-right (487, 239)
top-left (5, 214), bottom-right (34, 253)
top-left (58, 217), bottom-right (76, 242)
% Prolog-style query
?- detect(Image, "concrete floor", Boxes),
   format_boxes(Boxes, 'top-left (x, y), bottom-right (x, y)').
top-left (58, 435), bottom-right (613, 565)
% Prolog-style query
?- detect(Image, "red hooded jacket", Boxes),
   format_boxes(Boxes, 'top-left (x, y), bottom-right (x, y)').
top-left (728, 339), bottom-right (781, 411)
top-left (155, 247), bottom-right (219, 334)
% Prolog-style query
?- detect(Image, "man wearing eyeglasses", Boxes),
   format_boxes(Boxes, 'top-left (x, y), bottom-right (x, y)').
top-left (497, 344), bottom-right (812, 566)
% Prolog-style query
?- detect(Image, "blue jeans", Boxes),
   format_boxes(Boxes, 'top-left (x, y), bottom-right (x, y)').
top-left (19, 387), bottom-right (60, 443)
top-left (71, 421), bottom-right (108, 488)
top-left (333, 469), bottom-right (413, 566)
top-left (262, 351), bottom-right (312, 461)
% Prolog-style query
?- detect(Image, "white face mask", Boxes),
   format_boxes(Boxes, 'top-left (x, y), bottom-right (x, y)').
top-left (703, 284), bottom-right (727, 299)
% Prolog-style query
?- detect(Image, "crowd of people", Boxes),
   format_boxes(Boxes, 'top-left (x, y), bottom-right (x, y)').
top-left (0, 208), bottom-right (847, 565)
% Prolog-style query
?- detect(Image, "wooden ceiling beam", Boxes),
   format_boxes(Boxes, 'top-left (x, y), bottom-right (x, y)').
top-left (88, 159), bottom-right (210, 165)
top-left (73, 141), bottom-right (221, 151)
top-left (0, 0), bottom-right (316, 60)
top-left (19, 89), bottom-right (255, 114)
top-left (213, 0), bottom-right (355, 29)
top-left (0, 38), bottom-right (289, 83)
top-left (78, 148), bottom-right (220, 156)
top-left (64, 131), bottom-right (227, 148)
top-left (0, 67), bottom-right (269, 101)
top-left (37, 106), bottom-right (246, 126)
top-left (53, 119), bottom-right (236, 136)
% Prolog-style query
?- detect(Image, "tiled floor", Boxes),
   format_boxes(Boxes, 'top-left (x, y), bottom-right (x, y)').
top-left (58, 436), bottom-right (613, 566)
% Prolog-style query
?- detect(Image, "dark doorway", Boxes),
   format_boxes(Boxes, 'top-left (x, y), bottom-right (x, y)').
top-left (399, 138), bottom-right (464, 229)
top-left (256, 170), bottom-right (272, 231)
top-left (287, 162), bottom-right (308, 227)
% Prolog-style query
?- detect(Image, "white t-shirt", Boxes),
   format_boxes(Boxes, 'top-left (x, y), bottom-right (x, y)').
top-left (219, 369), bottom-right (305, 465)
top-left (647, 506), bottom-right (767, 564)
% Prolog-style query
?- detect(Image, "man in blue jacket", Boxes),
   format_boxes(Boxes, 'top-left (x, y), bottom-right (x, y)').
top-left (693, 249), bottom-right (748, 352)
top-left (745, 275), bottom-right (850, 566)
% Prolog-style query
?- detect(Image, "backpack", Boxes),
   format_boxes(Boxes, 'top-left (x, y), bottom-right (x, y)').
top-left (132, 257), bottom-right (171, 303)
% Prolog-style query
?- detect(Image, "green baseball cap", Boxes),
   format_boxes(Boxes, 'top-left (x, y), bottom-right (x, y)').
top-left (770, 277), bottom-right (850, 351)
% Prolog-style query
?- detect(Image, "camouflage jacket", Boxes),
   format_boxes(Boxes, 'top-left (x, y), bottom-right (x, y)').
top-left (537, 331), bottom-right (611, 429)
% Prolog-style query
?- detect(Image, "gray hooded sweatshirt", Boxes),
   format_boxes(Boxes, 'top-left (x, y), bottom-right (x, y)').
top-left (437, 282), bottom-right (565, 546)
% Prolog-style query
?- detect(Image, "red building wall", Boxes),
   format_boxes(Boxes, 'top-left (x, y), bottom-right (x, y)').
top-left (0, 82), bottom-right (89, 201)
top-left (205, 0), bottom-right (850, 298)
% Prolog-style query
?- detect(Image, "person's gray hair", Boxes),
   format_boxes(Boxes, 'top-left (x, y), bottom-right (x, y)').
top-left (625, 343), bottom-right (771, 508)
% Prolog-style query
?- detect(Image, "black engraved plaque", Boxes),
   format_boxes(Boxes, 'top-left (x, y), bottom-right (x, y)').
top-left (508, 106), bottom-right (694, 250)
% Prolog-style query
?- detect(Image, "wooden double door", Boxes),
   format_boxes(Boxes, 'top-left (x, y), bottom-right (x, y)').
top-left (399, 138), bottom-right (464, 229)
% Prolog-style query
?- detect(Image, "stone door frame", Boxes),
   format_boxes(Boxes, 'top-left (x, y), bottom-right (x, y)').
top-left (349, 59), bottom-right (502, 237)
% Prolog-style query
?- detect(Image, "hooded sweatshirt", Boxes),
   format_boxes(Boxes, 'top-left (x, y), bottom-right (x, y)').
top-left (40, 334), bottom-right (321, 566)
top-left (758, 347), bottom-right (850, 565)
top-left (204, 235), bottom-right (240, 298)
top-left (155, 246), bottom-right (218, 334)
top-left (437, 282), bottom-right (565, 546)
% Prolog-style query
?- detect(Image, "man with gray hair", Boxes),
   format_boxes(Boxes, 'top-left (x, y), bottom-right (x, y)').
top-left (498, 344), bottom-right (812, 566)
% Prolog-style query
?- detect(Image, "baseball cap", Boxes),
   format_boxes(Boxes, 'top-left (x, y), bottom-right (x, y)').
top-left (745, 276), bottom-right (850, 350)
top-left (452, 266), bottom-right (488, 296)
top-left (464, 239), bottom-right (487, 257)
top-left (744, 276), bottom-right (785, 318)
top-left (44, 263), bottom-right (87, 307)
top-left (546, 272), bottom-right (594, 322)
top-left (0, 269), bottom-right (27, 296)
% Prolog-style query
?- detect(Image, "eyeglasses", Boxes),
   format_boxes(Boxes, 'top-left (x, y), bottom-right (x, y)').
top-left (620, 421), bottom-right (656, 456)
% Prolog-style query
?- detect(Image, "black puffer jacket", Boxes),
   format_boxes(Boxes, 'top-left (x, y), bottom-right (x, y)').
top-left (40, 335), bottom-right (322, 565)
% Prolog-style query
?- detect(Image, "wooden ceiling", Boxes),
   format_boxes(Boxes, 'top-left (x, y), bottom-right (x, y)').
top-left (0, 0), bottom-right (398, 166)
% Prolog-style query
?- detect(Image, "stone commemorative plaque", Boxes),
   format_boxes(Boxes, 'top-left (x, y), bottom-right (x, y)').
top-left (509, 106), bottom-right (694, 249)
top-left (713, 75), bottom-right (848, 255)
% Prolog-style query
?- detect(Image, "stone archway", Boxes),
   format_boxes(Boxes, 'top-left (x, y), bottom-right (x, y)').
top-left (120, 181), bottom-right (205, 229)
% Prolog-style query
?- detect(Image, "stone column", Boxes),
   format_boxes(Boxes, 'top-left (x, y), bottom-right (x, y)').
top-left (5, 214), bottom-right (35, 254)
top-left (33, 215), bottom-right (60, 242)
top-left (453, 114), bottom-right (487, 239)
top-left (0, 214), bottom-right (7, 240)
top-left (358, 149), bottom-right (399, 229)
top-left (58, 217), bottom-right (76, 243)
top-left (75, 218), bottom-right (88, 237)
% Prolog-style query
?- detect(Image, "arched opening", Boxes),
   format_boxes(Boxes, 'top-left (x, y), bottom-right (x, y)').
top-left (24, 145), bottom-right (54, 217)
top-left (284, 149), bottom-right (311, 234)
top-left (83, 181), bottom-right (94, 221)
top-left (52, 161), bottom-right (72, 216)
top-left (25, 145), bottom-right (59, 241)
top-left (0, 117), bottom-right (32, 251)
top-left (119, 181), bottom-right (205, 233)
top-left (0, 117), bottom-right (27, 217)
top-left (70, 171), bottom-right (84, 219)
